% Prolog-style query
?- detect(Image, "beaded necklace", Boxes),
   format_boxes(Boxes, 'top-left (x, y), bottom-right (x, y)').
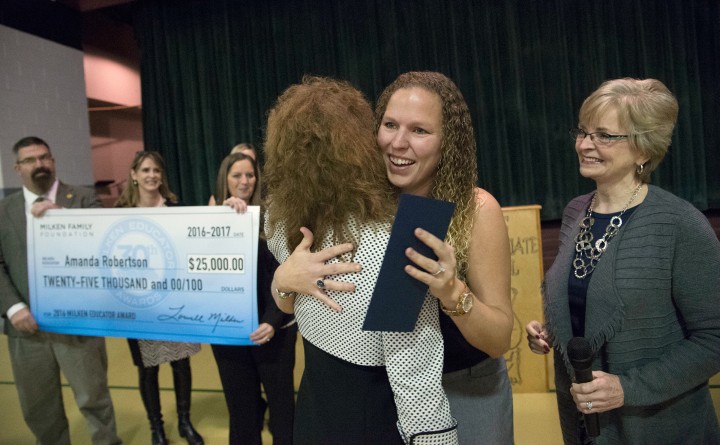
top-left (572, 183), bottom-right (643, 279)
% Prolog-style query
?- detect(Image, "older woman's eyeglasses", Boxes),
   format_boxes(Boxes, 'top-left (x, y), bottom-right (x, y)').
top-left (570, 128), bottom-right (628, 146)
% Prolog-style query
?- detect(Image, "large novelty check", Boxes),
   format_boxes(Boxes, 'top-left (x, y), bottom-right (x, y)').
top-left (28, 206), bottom-right (259, 345)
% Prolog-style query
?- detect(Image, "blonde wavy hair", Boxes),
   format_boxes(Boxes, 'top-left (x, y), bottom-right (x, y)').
top-left (230, 143), bottom-right (256, 158)
top-left (375, 72), bottom-right (478, 277)
top-left (115, 151), bottom-right (178, 208)
top-left (264, 76), bottom-right (395, 252)
top-left (579, 78), bottom-right (678, 183)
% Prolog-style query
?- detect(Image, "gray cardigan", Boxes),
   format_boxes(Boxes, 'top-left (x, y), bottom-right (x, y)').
top-left (543, 185), bottom-right (720, 444)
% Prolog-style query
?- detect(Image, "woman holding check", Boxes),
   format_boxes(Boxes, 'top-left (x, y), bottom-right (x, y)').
top-left (210, 152), bottom-right (296, 445)
top-left (115, 151), bottom-right (204, 445)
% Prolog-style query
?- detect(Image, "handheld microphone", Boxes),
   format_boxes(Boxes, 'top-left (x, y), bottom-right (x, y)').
top-left (567, 337), bottom-right (600, 438)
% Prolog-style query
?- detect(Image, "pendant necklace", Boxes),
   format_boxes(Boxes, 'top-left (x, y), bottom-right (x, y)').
top-left (573, 183), bottom-right (644, 279)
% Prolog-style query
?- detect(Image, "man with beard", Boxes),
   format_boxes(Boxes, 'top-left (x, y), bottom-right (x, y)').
top-left (0, 136), bottom-right (122, 445)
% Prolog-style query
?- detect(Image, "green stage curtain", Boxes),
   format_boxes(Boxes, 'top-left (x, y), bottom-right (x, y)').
top-left (134, 0), bottom-right (720, 219)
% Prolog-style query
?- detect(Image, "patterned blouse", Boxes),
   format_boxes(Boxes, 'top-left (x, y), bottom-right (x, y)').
top-left (267, 214), bottom-right (458, 444)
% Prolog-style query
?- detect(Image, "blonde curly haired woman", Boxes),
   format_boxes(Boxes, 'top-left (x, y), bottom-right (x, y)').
top-left (265, 76), bottom-right (458, 445)
top-left (271, 72), bottom-right (515, 444)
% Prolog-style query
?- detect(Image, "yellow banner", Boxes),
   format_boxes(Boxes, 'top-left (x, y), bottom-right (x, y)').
top-left (501, 205), bottom-right (549, 392)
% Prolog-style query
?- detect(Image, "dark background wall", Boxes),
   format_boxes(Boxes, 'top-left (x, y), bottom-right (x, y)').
top-left (133, 0), bottom-right (720, 219)
top-left (0, 0), bottom-right (82, 49)
top-left (2, 0), bottom-right (719, 221)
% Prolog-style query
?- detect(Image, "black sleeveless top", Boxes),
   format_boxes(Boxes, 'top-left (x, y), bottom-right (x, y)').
top-left (440, 309), bottom-right (489, 373)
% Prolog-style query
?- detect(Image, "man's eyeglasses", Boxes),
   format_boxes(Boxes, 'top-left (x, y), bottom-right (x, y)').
top-left (16, 153), bottom-right (54, 165)
top-left (570, 128), bottom-right (628, 146)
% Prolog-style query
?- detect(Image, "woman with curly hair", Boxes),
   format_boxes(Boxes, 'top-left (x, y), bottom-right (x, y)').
top-left (265, 76), bottom-right (458, 445)
top-left (272, 72), bottom-right (514, 444)
top-left (115, 151), bottom-right (204, 445)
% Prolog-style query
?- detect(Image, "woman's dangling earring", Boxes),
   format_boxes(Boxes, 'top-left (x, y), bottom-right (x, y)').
top-left (636, 163), bottom-right (645, 175)
top-left (133, 179), bottom-right (138, 186)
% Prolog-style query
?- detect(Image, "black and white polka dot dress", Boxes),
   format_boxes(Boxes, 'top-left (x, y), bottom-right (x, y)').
top-left (268, 214), bottom-right (458, 445)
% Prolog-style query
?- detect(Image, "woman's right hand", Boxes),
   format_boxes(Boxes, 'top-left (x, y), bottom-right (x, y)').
top-left (274, 227), bottom-right (361, 312)
top-left (222, 196), bottom-right (248, 213)
top-left (526, 320), bottom-right (552, 354)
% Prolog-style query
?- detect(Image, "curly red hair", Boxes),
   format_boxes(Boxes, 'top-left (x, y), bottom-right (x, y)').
top-left (264, 76), bottom-right (395, 252)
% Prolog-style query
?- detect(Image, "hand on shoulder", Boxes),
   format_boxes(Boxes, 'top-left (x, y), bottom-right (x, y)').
top-left (474, 187), bottom-right (501, 214)
top-left (470, 187), bottom-right (507, 243)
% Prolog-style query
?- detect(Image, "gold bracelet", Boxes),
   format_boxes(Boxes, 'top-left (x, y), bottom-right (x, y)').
top-left (275, 289), bottom-right (297, 300)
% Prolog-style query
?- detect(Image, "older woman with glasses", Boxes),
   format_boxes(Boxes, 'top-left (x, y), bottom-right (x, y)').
top-left (526, 78), bottom-right (720, 444)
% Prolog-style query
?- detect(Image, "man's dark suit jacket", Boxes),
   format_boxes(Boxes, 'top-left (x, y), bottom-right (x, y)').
top-left (0, 182), bottom-right (101, 336)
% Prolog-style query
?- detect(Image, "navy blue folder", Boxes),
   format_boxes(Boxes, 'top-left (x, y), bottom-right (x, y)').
top-left (362, 194), bottom-right (455, 332)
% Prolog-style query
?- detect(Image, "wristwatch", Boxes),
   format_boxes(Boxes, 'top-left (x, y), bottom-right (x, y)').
top-left (275, 289), bottom-right (297, 300)
top-left (441, 288), bottom-right (474, 317)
